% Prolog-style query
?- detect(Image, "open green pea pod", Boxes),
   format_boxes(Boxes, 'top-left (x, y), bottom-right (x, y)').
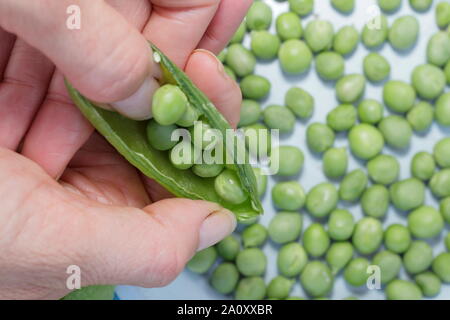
top-left (65, 44), bottom-right (263, 222)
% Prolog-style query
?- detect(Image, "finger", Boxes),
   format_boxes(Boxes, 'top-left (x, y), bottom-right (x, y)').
top-left (142, 0), bottom-right (220, 67)
top-left (185, 49), bottom-right (242, 128)
top-left (0, 27), bottom-right (16, 80)
top-left (198, 0), bottom-right (252, 54)
top-left (77, 198), bottom-right (236, 288)
top-left (0, 40), bottom-right (54, 150)
top-left (21, 71), bottom-right (93, 179)
top-left (0, 0), bottom-right (158, 119)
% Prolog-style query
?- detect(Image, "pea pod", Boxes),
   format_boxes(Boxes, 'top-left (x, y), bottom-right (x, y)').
top-left (65, 44), bottom-right (263, 221)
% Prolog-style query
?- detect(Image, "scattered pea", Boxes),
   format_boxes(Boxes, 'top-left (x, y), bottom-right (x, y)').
top-left (216, 235), bottom-right (240, 261)
top-left (407, 101), bottom-right (434, 132)
top-left (415, 272), bottom-right (442, 297)
top-left (278, 40), bottom-right (313, 74)
top-left (263, 105), bottom-right (296, 134)
top-left (277, 242), bottom-right (308, 277)
top-left (440, 197), bottom-right (450, 223)
top-left (436, 1), bottom-right (450, 29)
top-left (333, 25), bottom-right (359, 56)
top-left (339, 169), bottom-right (368, 202)
top-left (240, 75), bottom-right (271, 100)
top-left (434, 137), bottom-right (450, 168)
top-left (427, 32), bottom-right (450, 67)
top-left (271, 146), bottom-right (304, 176)
top-left (384, 224), bottom-right (412, 254)
top-left (306, 182), bottom-right (339, 218)
top-left (230, 21), bottom-right (246, 44)
top-left (409, 0), bottom-right (433, 11)
top-left (361, 185), bottom-right (390, 218)
top-left (373, 250), bottom-right (402, 284)
top-left (235, 277), bottom-right (266, 300)
top-left (250, 31), bottom-right (281, 60)
top-left (272, 181), bottom-right (306, 211)
top-left (348, 124), bottom-right (384, 160)
top-left (306, 123), bottom-right (335, 153)
top-left (435, 92), bottom-right (450, 126)
top-left (268, 212), bottom-right (303, 244)
top-left (236, 248), bottom-right (267, 277)
top-left (446, 233), bottom-right (450, 251)
top-left (383, 80), bottom-right (416, 113)
top-left (363, 53), bottom-right (391, 82)
top-left (326, 104), bottom-right (357, 132)
top-left (378, 0), bottom-right (402, 12)
top-left (389, 15), bottom-right (419, 51)
top-left (390, 178), bottom-right (425, 212)
top-left (239, 100), bottom-right (261, 127)
top-left (328, 209), bottom-right (355, 241)
top-left (304, 20), bottom-right (334, 53)
top-left (432, 252), bottom-right (450, 282)
top-left (411, 151), bottom-right (436, 181)
top-left (367, 154), bottom-right (400, 185)
top-left (187, 247), bottom-right (217, 274)
top-left (326, 241), bottom-right (354, 274)
top-left (335, 74), bottom-right (366, 103)
top-left (300, 261), bottom-right (333, 298)
top-left (379, 115), bottom-right (413, 149)
top-left (210, 263), bottom-right (239, 295)
top-left (267, 276), bottom-right (295, 299)
top-left (242, 223), bottom-right (268, 248)
top-left (303, 223), bottom-right (331, 257)
top-left (411, 64), bottom-right (446, 100)
top-left (323, 147), bottom-right (348, 179)
top-left (403, 240), bottom-right (434, 274)
top-left (358, 99), bottom-right (383, 125)
top-left (276, 12), bottom-right (303, 40)
top-left (362, 15), bottom-right (389, 48)
top-left (285, 87), bottom-right (315, 119)
top-left (226, 44), bottom-right (256, 78)
top-left (352, 217), bottom-right (383, 255)
top-left (430, 169), bottom-right (450, 198)
top-left (386, 280), bottom-right (423, 300)
top-left (344, 258), bottom-right (370, 287)
top-left (408, 206), bottom-right (444, 239)
top-left (289, 0), bottom-right (314, 16)
top-left (246, 1), bottom-right (272, 31)
top-left (331, 0), bottom-right (355, 13)
top-left (315, 51), bottom-right (345, 81)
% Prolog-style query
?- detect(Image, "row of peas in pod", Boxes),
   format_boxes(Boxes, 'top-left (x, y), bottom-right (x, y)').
top-left (186, 0), bottom-right (450, 300)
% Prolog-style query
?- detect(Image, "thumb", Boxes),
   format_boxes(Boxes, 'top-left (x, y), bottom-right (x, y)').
top-left (78, 198), bottom-right (236, 288)
top-left (0, 0), bottom-right (159, 120)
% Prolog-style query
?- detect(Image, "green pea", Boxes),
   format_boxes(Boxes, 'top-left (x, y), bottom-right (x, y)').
top-left (306, 182), bottom-right (339, 218)
top-left (411, 151), bottom-right (436, 181)
top-left (306, 123), bottom-right (335, 153)
top-left (170, 140), bottom-right (198, 170)
top-left (271, 146), bottom-right (304, 176)
top-left (434, 137), bottom-right (450, 168)
top-left (440, 197), bottom-right (450, 223)
top-left (430, 169), bottom-right (450, 198)
top-left (446, 233), bottom-right (450, 251)
top-left (386, 280), bottom-right (423, 300)
top-left (278, 40), bottom-right (313, 74)
top-left (373, 250), bottom-right (402, 284)
top-left (427, 32), bottom-right (450, 67)
top-left (323, 147), bottom-right (348, 179)
top-left (224, 66), bottom-right (237, 81)
top-left (315, 51), bottom-right (345, 81)
top-left (252, 167), bottom-right (268, 197)
top-left (242, 223), bottom-right (268, 248)
top-left (409, 0), bottom-right (433, 11)
top-left (267, 276), bottom-right (295, 299)
top-left (435, 92), bottom-right (450, 126)
top-left (236, 248), bottom-right (267, 277)
top-left (152, 84), bottom-right (188, 125)
top-left (436, 2), bottom-right (450, 29)
top-left (390, 178), bottom-right (425, 212)
top-left (367, 154), bottom-right (400, 185)
top-left (276, 12), bottom-right (303, 41)
top-left (303, 223), bottom-right (330, 257)
top-left (288, 0), bottom-right (314, 16)
top-left (230, 21), bottom-right (246, 44)
top-left (378, 0), bottom-right (402, 12)
top-left (304, 20), bottom-right (334, 53)
top-left (263, 105), bottom-right (296, 134)
top-left (412, 64), bottom-right (446, 100)
top-left (285, 87), bottom-right (315, 119)
top-left (407, 101), bottom-right (434, 132)
top-left (383, 80), bottom-right (416, 113)
top-left (210, 263), bottom-right (239, 295)
top-left (243, 123), bottom-right (272, 157)
top-left (388, 15), bottom-right (419, 51)
top-left (272, 181), bottom-right (306, 211)
top-left (361, 185), bottom-right (390, 219)
top-left (216, 235), bottom-right (240, 261)
top-left (146, 120), bottom-right (178, 151)
top-left (331, 0), bottom-right (355, 13)
top-left (362, 15), bottom-right (389, 49)
top-left (326, 104), bottom-right (357, 132)
top-left (352, 217), bottom-right (383, 255)
top-left (445, 60), bottom-right (450, 84)
top-left (333, 25), bottom-right (359, 56)
top-left (268, 212), bottom-right (303, 244)
top-left (403, 240), bottom-right (433, 274)
top-left (384, 224), bottom-right (411, 254)
top-left (415, 272), bottom-right (442, 297)
top-left (326, 242), bottom-right (354, 274)
top-left (300, 261), bottom-right (333, 298)
top-left (432, 253), bottom-right (450, 282)
top-left (217, 50), bottom-right (227, 63)
top-left (379, 115), bottom-right (413, 149)
top-left (187, 246), bottom-right (217, 274)
top-left (235, 277), bottom-right (266, 300)
top-left (344, 258), bottom-right (370, 287)
top-left (250, 31), bottom-right (281, 60)
top-left (363, 53), bottom-right (391, 82)
top-left (214, 169), bottom-right (248, 205)
top-left (226, 44), bottom-right (256, 78)
top-left (339, 169), bottom-right (368, 202)
top-left (408, 206), bottom-right (444, 239)
top-left (328, 209), bottom-right (355, 241)
top-left (193, 163), bottom-right (224, 178)
top-left (335, 74), bottom-right (366, 103)
top-left (240, 75), bottom-right (271, 100)
top-left (358, 99), bottom-right (384, 125)
top-left (239, 100), bottom-right (261, 127)
top-left (246, 1), bottom-right (272, 31)
top-left (277, 242), bottom-right (308, 277)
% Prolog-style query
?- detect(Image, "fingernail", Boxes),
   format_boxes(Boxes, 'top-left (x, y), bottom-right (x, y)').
top-left (110, 75), bottom-right (160, 120)
top-left (197, 208), bottom-right (237, 251)
top-left (193, 49), bottom-right (228, 80)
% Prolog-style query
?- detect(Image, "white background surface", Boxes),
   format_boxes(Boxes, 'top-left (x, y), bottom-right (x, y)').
top-left (117, 0), bottom-right (450, 300)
